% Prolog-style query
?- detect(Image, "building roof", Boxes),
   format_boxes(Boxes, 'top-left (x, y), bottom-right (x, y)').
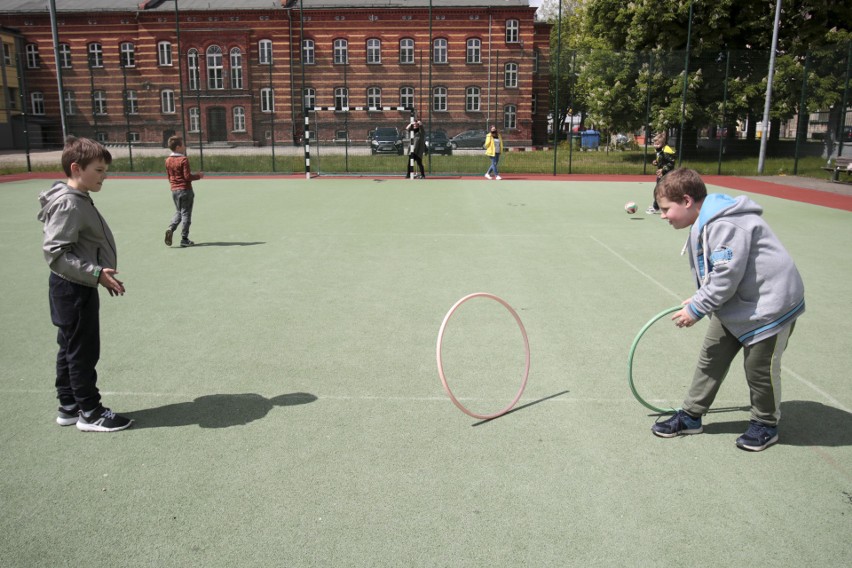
top-left (0, 0), bottom-right (533, 14)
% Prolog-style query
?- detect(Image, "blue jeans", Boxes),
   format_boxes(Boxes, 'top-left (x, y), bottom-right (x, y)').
top-left (486, 153), bottom-right (500, 176)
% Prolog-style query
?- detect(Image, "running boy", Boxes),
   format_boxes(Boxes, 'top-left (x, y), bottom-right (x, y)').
top-left (651, 168), bottom-right (805, 451)
top-left (646, 131), bottom-right (676, 214)
top-left (38, 136), bottom-right (133, 432)
top-left (164, 136), bottom-right (203, 247)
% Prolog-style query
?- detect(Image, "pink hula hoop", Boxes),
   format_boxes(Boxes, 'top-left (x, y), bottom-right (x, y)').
top-left (436, 293), bottom-right (531, 420)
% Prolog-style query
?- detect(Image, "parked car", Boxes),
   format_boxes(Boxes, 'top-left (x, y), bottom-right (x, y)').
top-left (425, 130), bottom-right (452, 155)
top-left (449, 129), bottom-right (487, 149)
top-left (371, 126), bottom-right (403, 155)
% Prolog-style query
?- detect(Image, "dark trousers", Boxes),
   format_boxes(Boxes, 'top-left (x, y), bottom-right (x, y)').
top-left (168, 188), bottom-right (195, 240)
top-left (49, 273), bottom-right (101, 411)
top-left (407, 154), bottom-right (425, 177)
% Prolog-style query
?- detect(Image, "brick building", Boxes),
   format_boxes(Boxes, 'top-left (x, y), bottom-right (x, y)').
top-left (0, 0), bottom-right (550, 149)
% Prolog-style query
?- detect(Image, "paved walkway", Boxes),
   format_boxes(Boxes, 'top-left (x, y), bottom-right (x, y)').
top-left (749, 175), bottom-right (852, 197)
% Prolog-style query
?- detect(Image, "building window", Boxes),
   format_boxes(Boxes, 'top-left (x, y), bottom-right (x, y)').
top-left (189, 107), bottom-right (200, 132)
top-left (504, 104), bottom-right (517, 129)
top-left (31, 91), bottom-right (45, 115)
top-left (120, 42), bottom-right (135, 68)
top-left (93, 90), bottom-right (107, 115)
top-left (259, 39), bottom-right (273, 65)
top-left (506, 20), bottom-right (519, 43)
top-left (230, 48), bottom-right (243, 89)
top-left (465, 87), bottom-right (481, 112)
top-left (261, 87), bottom-right (274, 113)
top-left (158, 41), bottom-right (172, 66)
top-left (59, 43), bottom-right (72, 68)
top-left (432, 86), bottom-right (447, 112)
top-left (64, 90), bottom-right (76, 115)
top-left (161, 89), bottom-right (175, 114)
top-left (207, 45), bottom-right (224, 90)
top-left (466, 39), bottom-right (481, 64)
top-left (504, 62), bottom-right (519, 88)
top-left (367, 38), bottom-right (381, 64)
top-left (303, 87), bottom-right (315, 110)
top-left (399, 87), bottom-right (414, 110)
top-left (302, 39), bottom-right (315, 65)
top-left (333, 39), bottom-right (348, 65)
top-left (8, 87), bottom-right (18, 110)
top-left (367, 86), bottom-right (381, 109)
top-left (3, 43), bottom-right (11, 66)
top-left (96, 132), bottom-right (108, 143)
top-left (334, 87), bottom-right (348, 110)
top-left (233, 106), bottom-right (246, 132)
top-left (25, 44), bottom-right (39, 68)
top-left (399, 38), bottom-right (414, 64)
top-left (128, 131), bottom-right (140, 143)
top-left (433, 38), bottom-right (447, 64)
top-left (125, 90), bottom-right (138, 115)
top-left (188, 49), bottom-right (199, 91)
top-left (88, 43), bottom-right (102, 68)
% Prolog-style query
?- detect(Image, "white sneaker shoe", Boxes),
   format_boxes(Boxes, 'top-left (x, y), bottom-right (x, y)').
top-left (484, 173), bottom-right (492, 179)
top-left (495, 175), bottom-right (502, 180)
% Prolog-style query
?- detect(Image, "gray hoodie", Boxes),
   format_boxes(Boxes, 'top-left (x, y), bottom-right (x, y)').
top-left (37, 181), bottom-right (117, 287)
top-left (685, 194), bottom-right (804, 346)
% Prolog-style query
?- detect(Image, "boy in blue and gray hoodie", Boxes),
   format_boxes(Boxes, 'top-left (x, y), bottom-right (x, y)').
top-left (650, 169), bottom-right (804, 451)
top-left (38, 137), bottom-right (133, 432)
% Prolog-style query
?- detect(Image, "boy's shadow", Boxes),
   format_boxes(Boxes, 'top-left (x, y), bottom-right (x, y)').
top-left (702, 400), bottom-right (852, 447)
top-left (125, 392), bottom-right (317, 429)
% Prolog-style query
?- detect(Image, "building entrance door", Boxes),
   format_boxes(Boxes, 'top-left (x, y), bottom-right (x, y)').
top-left (207, 107), bottom-right (227, 142)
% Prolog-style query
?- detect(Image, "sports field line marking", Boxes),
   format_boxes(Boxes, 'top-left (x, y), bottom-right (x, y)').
top-left (592, 235), bottom-right (851, 412)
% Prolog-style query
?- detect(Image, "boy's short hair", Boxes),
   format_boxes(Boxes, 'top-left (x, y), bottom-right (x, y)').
top-left (167, 135), bottom-right (184, 151)
top-left (652, 132), bottom-right (667, 145)
top-left (61, 136), bottom-right (112, 177)
top-left (655, 168), bottom-right (707, 203)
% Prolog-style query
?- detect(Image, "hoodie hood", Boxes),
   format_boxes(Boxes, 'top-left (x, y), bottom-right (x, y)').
top-left (696, 194), bottom-right (763, 233)
top-left (37, 181), bottom-right (89, 222)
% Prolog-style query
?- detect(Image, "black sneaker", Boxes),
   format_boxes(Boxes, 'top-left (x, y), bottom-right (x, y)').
top-left (56, 405), bottom-right (80, 426)
top-left (652, 410), bottom-right (703, 438)
top-left (165, 228), bottom-right (173, 246)
top-left (736, 420), bottom-right (778, 451)
top-left (76, 407), bottom-right (133, 432)
top-left (180, 239), bottom-right (195, 248)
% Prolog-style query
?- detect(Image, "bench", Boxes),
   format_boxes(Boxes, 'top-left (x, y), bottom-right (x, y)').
top-left (823, 156), bottom-right (852, 183)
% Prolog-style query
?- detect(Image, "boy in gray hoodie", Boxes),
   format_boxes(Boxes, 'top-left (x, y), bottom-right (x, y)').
top-left (38, 137), bottom-right (133, 432)
top-left (650, 169), bottom-right (804, 451)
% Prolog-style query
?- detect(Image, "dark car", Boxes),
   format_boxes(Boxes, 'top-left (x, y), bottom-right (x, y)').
top-left (371, 126), bottom-right (403, 155)
top-left (425, 130), bottom-right (452, 155)
top-left (449, 129), bottom-right (487, 149)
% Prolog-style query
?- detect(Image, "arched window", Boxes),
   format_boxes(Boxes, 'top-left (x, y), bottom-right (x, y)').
top-left (187, 49), bottom-right (199, 91)
top-left (333, 39), bottom-right (348, 65)
top-left (233, 107), bottom-right (246, 132)
top-left (230, 48), bottom-right (243, 89)
top-left (466, 39), bottom-right (481, 64)
top-left (207, 45), bottom-right (224, 90)
top-left (302, 39), bottom-right (315, 65)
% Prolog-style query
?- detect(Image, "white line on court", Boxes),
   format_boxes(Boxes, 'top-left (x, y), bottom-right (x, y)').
top-left (592, 234), bottom-right (851, 411)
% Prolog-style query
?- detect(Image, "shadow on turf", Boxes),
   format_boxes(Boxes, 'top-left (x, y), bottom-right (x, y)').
top-left (672, 401), bottom-right (852, 447)
top-left (186, 241), bottom-right (265, 247)
top-left (124, 392), bottom-right (317, 429)
top-left (470, 390), bottom-right (570, 427)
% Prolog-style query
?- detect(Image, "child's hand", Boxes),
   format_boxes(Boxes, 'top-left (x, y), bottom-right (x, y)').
top-left (651, 160), bottom-right (657, 166)
top-left (671, 305), bottom-right (697, 328)
top-left (656, 168), bottom-right (663, 176)
top-left (99, 268), bottom-right (125, 297)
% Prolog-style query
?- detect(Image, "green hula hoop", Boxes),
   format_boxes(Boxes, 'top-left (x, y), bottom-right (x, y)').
top-left (627, 305), bottom-right (681, 414)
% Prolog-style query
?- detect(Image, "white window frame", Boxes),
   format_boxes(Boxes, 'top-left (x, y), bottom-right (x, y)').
top-left (334, 87), bottom-right (348, 110)
top-left (88, 43), bottom-right (103, 68)
top-left (125, 89), bottom-right (138, 115)
top-left (399, 87), bottom-right (414, 110)
top-left (158, 41), bottom-right (173, 66)
top-left (25, 44), bottom-right (39, 69)
top-left (59, 43), bottom-right (72, 69)
top-left (120, 42), bottom-right (135, 68)
top-left (466, 39), bottom-right (481, 64)
top-left (333, 39), bottom-right (348, 65)
top-left (504, 104), bottom-right (517, 129)
top-left (506, 20), bottom-right (519, 43)
top-left (432, 86), bottom-right (447, 112)
top-left (504, 62), bottom-right (519, 88)
top-left (207, 45), bottom-right (224, 90)
top-left (230, 48), bottom-right (243, 89)
top-left (259, 39), bottom-right (273, 65)
top-left (93, 90), bottom-right (107, 115)
top-left (433, 38), bottom-right (447, 64)
top-left (233, 106), bottom-right (246, 132)
top-left (399, 38), bottom-right (414, 64)
top-left (302, 39), bottom-right (315, 65)
top-left (188, 49), bottom-right (199, 91)
top-left (31, 91), bottom-right (45, 115)
top-left (161, 89), bottom-right (175, 114)
top-left (367, 86), bottom-right (381, 109)
top-left (261, 87), bottom-right (274, 113)
top-left (63, 90), bottom-right (75, 115)
top-left (366, 38), bottom-right (381, 64)
top-left (303, 87), bottom-right (316, 110)
top-left (465, 87), bottom-right (481, 112)
top-left (189, 106), bottom-right (200, 132)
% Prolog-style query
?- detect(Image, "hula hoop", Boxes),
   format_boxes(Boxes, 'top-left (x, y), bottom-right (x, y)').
top-left (627, 305), bottom-right (681, 414)
top-left (436, 293), bottom-right (531, 420)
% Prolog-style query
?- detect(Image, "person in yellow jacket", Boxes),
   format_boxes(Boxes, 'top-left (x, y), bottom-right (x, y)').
top-left (483, 126), bottom-right (504, 180)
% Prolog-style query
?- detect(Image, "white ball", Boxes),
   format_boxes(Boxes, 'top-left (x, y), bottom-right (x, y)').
top-left (624, 201), bottom-right (637, 214)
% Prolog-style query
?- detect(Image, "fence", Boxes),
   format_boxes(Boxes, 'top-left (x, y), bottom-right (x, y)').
top-left (3, 34), bottom-right (850, 179)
